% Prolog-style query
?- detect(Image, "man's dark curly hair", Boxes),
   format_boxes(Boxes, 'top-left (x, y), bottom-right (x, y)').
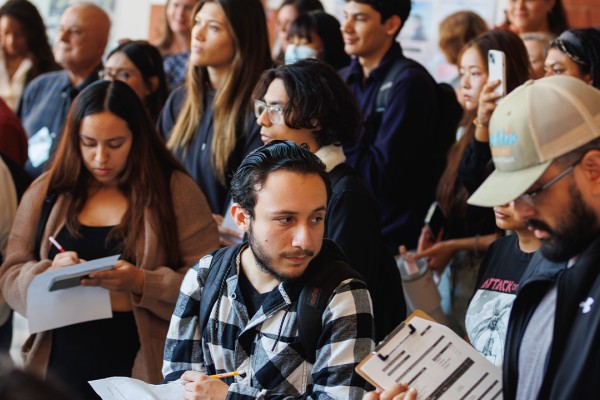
top-left (230, 140), bottom-right (331, 218)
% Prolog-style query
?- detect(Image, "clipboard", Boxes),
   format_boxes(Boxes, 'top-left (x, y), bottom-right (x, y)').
top-left (356, 310), bottom-right (503, 399)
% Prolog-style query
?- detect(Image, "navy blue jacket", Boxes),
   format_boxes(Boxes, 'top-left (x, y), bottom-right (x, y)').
top-left (158, 86), bottom-right (262, 215)
top-left (18, 69), bottom-right (100, 178)
top-left (339, 42), bottom-right (440, 253)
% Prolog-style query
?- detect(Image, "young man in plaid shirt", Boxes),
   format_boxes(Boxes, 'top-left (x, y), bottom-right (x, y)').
top-left (163, 141), bottom-right (375, 399)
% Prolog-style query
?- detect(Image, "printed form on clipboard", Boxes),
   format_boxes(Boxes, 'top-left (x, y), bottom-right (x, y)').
top-left (357, 310), bottom-right (503, 400)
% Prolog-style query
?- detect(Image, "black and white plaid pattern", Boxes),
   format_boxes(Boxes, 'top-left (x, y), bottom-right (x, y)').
top-left (163, 250), bottom-right (375, 399)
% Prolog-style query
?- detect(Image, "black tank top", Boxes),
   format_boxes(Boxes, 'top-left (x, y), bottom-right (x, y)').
top-left (47, 224), bottom-right (139, 400)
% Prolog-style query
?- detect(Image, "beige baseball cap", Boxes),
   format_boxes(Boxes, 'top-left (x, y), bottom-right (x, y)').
top-left (468, 75), bottom-right (600, 207)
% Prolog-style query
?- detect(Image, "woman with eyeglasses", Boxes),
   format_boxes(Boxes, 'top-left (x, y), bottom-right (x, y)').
top-left (544, 28), bottom-right (600, 89)
top-left (101, 40), bottom-right (168, 122)
top-left (158, 0), bottom-right (270, 242)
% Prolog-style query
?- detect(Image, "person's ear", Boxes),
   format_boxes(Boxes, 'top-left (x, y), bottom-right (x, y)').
top-left (580, 150), bottom-right (600, 196)
top-left (231, 203), bottom-right (251, 232)
top-left (384, 15), bottom-right (401, 37)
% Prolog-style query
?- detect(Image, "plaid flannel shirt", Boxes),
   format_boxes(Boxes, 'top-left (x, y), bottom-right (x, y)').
top-left (163, 245), bottom-right (374, 399)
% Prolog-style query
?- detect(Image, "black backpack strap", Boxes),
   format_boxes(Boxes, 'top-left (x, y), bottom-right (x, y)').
top-left (34, 191), bottom-right (57, 260)
top-left (375, 58), bottom-right (419, 113)
top-left (198, 245), bottom-right (241, 339)
top-left (297, 251), bottom-right (364, 364)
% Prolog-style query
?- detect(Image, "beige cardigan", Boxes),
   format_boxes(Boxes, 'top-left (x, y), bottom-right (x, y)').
top-left (0, 171), bottom-right (219, 383)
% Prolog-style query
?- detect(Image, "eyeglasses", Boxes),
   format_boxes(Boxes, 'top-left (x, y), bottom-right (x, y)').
top-left (254, 99), bottom-right (284, 125)
top-left (98, 68), bottom-right (136, 81)
top-left (515, 158), bottom-right (581, 207)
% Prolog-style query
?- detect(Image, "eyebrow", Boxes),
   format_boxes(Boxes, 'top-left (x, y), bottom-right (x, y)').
top-left (346, 12), bottom-right (369, 18)
top-left (80, 135), bottom-right (127, 141)
top-left (263, 99), bottom-right (286, 106)
top-left (268, 206), bottom-right (327, 215)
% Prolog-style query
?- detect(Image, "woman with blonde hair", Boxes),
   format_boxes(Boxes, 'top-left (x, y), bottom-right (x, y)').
top-left (158, 0), bottom-right (270, 218)
top-left (152, 0), bottom-right (199, 90)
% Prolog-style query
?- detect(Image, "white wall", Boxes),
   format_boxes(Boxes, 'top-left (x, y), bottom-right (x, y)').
top-left (28, 0), bottom-right (161, 52)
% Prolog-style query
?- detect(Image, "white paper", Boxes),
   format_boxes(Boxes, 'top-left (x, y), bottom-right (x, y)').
top-left (28, 127), bottom-right (53, 168)
top-left (89, 377), bottom-right (185, 400)
top-left (358, 316), bottom-right (503, 399)
top-left (26, 255), bottom-right (119, 334)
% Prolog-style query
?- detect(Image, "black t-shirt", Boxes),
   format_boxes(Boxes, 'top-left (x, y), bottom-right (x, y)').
top-left (465, 234), bottom-right (534, 367)
top-left (238, 265), bottom-right (275, 318)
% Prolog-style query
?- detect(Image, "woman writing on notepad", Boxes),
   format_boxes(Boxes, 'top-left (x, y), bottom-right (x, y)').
top-left (0, 80), bottom-right (219, 399)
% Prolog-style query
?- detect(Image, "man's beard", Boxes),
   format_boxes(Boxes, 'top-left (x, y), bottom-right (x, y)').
top-left (247, 222), bottom-right (312, 283)
top-left (528, 183), bottom-right (600, 262)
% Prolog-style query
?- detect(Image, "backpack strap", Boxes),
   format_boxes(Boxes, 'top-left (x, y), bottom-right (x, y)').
top-left (375, 58), bottom-right (420, 113)
top-left (34, 191), bottom-right (57, 260)
top-left (199, 242), bottom-right (364, 365)
top-left (198, 245), bottom-right (241, 339)
top-left (297, 248), bottom-right (364, 364)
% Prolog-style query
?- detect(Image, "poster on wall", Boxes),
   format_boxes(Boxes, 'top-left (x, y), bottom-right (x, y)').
top-left (401, 0), bottom-right (499, 83)
top-left (331, 0), bottom-right (501, 82)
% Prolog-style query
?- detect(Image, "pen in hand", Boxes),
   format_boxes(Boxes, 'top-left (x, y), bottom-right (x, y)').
top-left (49, 236), bottom-right (66, 253)
top-left (209, 370), bottom-right (246, 379)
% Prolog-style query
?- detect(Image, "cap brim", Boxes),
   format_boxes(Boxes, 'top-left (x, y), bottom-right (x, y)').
top-left (467, 161), bottom-right (551, 207)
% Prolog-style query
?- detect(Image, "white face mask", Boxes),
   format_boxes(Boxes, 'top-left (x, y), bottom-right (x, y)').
top-left (284, 44), bottom-right (319, 64)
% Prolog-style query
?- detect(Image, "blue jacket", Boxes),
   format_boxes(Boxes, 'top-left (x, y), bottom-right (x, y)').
top-left (339, 42), bottom-right (440, 252)
top-left (158, 86), bottom-right (262, 215)
top-left (18, 69), bottom-right (100, 178)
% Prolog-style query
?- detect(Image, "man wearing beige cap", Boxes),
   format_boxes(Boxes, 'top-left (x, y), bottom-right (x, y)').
top-left (468, 75), bottom-right (600, 399)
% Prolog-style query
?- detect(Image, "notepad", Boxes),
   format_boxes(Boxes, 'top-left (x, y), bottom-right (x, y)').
top-left (356, 311), bottom-right (503, 399)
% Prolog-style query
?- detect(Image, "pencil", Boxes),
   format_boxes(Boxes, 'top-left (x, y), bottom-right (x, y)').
top-left (209, 370), bottom-right (245, 379)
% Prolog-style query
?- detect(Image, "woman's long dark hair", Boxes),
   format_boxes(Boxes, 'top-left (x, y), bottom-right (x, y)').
top-left (107, 40), bottom-right (168, 121)
top-left (48, 80), bottom-right (186, 265)
top-left (0, 0), bottom-right (60, 83)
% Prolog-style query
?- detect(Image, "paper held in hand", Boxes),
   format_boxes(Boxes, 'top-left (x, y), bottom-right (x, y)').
top-left (356, 310), bottom-right (503, 399)
top-left (26, 255), bottom-right (119, 333)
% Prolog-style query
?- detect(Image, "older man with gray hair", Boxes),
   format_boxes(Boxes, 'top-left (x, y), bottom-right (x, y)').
top-left (18, 2), bottom-right (110, 177)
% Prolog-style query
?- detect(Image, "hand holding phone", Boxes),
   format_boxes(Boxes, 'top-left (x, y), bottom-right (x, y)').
top-left (488, 50), bottom-right (506, 101)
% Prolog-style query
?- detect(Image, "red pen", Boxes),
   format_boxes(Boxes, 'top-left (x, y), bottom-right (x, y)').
top-left (48, 236), bottom-right (66, 253)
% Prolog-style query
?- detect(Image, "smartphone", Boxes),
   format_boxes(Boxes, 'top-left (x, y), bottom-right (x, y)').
top-left (48, 264), bottom-right (113, 292)
top-left (424, 201), bottom-right (446, 239)
top-left (488, 50), bottom-right (506, 100)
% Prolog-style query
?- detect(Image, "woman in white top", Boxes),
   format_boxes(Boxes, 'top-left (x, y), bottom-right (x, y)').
top-left (0, 0), bottom-right (59, 110)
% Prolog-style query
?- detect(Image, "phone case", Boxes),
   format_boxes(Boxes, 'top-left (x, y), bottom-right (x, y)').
top-left (488, 50), bottom-right (506, 98)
